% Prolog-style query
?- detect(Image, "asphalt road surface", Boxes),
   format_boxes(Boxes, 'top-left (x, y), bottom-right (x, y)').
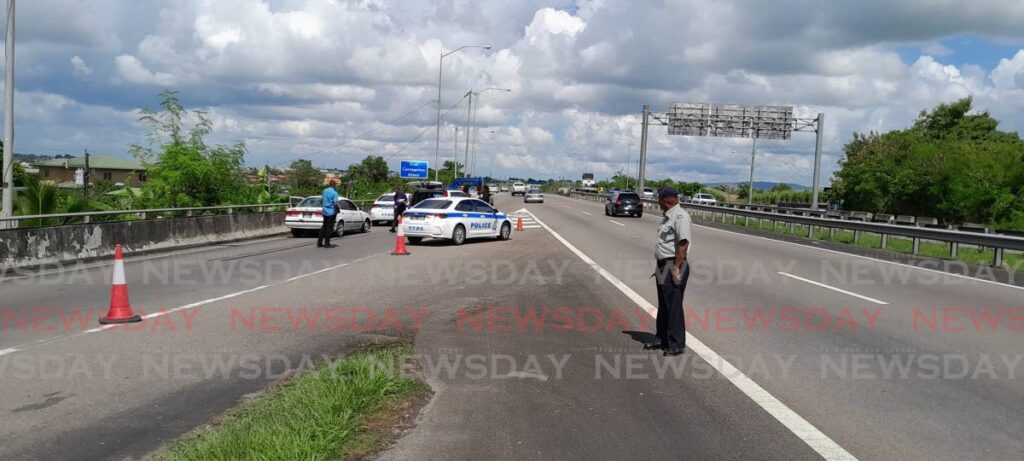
top-left (1, 193), bottom-right (1022, 460)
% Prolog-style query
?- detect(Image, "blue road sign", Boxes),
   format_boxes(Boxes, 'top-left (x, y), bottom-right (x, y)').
top-left (400, 161), bottom-right (429, 179)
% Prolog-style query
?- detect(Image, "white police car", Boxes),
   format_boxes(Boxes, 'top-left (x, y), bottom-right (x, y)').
top-left (401, 197), bottom-right (512, 245)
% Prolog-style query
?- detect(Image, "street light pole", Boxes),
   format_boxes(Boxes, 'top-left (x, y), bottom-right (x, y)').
top-left (1, 0), bottom-right (15, 226)
top-left (464, 91), bottom-right (472, 178)
top-left (433, 45), bottom-right (491, 182)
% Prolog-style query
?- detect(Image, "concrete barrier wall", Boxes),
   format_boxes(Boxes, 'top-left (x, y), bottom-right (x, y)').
top-left (0, 211), bottom-right (287, 270)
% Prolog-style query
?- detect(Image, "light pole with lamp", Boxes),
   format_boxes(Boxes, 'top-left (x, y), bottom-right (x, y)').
top-left (435, 45), bottom-right (491, 182)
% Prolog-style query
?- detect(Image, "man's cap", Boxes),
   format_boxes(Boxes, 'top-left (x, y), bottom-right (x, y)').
top-left (657, 186), bottom-right (679, 198)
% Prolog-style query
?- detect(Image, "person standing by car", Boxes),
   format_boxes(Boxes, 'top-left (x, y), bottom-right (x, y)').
top-left (390, 186), bottom-right (408, 233)
top-left (318, 180), bottom-right (340, 248)
top-left (645, 186), bottom-right (691, 356)
top-left (480, 185), bottom-right (494, 206)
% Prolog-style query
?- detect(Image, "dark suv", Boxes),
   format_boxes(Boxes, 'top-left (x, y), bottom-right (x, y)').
top-left (605, 192), bottom-right (643, 217)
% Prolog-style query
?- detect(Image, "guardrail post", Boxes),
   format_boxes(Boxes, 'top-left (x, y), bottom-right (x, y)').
top-left (229, 208), bottom-right (235, 215)
top-left (853, 230), bottom-right (860, 244)
top-left (881, 234), bottom-right (888, 250)
top-left (912, 237), bottom-right (920, 255)
top-left (139, 211), bottom-right (147, 219)
top-left (84, 215), bottom-right (91, 224)
top-left (807, 224), bottom-right (814, 239)
top-left (993, 248), bottom-right (1004, 267)
top-left (788, 222), bottom-right (795, 234)
top-left (187, 209), bottom-right (194, 217)
top-left (829, 227), bottom-right (835, 240)
top-left (949, 242), bottom-right (958, 259)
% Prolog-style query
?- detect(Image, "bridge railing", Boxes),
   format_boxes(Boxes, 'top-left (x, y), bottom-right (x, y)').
top-left (567, 191), bottom-right (1024, 267)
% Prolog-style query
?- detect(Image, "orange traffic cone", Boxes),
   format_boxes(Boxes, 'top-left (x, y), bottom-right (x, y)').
top-left (516, 214), bottom-right (524, 231)
top-left (99, 245), bottom-right (142, 324)
top-left (392, 216), bottom-right (410, 256)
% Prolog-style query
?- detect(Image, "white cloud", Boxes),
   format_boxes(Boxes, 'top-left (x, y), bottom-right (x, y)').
top-left (70, 56), bottom-right (92, 77)
top-left (7, 0), bottom-right (1024, 186)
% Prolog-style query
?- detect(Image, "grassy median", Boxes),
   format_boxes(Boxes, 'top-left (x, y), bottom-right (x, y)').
top-left (153, 341), bottom-right (427, 461)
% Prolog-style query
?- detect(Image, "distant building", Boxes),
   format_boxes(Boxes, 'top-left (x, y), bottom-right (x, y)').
top-left (33, 154), bottom-right (147, 188)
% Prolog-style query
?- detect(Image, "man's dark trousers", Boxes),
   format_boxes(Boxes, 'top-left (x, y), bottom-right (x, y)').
top-left (318, 213), bottom-right (337, 246)
top-left (655, 259), bottom-right (689, 348)
top-left (390, 206), bottom-right (406, 231)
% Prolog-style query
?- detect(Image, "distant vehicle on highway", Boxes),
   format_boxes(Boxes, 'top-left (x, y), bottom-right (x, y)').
top-left (285, 196), bottom-right (371, 237)
top-left (500, 185), bottom-right (509, 192)
top-left (370, 193), bottom-right (395, 225)
top-left (581, 173), bottom-right (597, 192)
top-left (605, 191), bottom-right (643, 217)
top-left (691, 193), bottom-right (718, 205)
top-left (401, 197), bottom-right (512, 245)
top-left (524, 187), bottom-right (544, 203)
top-left (488, 183), bottom-right (499, 193)
top-left (448, 190), bottom-right (469, 198)
top-left (409, 181), bottom-right (457, 206)
top-left (642, 187), bottom-right (654, 199)
top-left (511, 182), bottom-right (527, 196)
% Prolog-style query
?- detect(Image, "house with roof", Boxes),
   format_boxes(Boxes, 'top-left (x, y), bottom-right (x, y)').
top-left (32, 154), bottom-right (147, 188)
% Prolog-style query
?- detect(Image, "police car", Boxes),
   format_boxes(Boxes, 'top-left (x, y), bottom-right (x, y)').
top-left (401, 197), bottom-right (513, 245)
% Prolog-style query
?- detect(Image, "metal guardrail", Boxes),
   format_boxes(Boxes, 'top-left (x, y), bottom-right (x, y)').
top-left (0, 199), bottom-right (379, 229)
top-left (568, 191), bottom-right (1024, 266)
top-left (0, 203), bottom-right (292, 226)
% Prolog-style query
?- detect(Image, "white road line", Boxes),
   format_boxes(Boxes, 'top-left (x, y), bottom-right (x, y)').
top-left (581, 211), bottom-right (592, 216)
top-left (524, 208), bottom-right (857, 461)
top-left (0, 253), bottom-right (384, 357)
top-left (694, 223), bottom-right (1024, 293)
top-left (777, 272), bottom-right (888, 305)
top-left (608, 220), bottom-right (625, 227)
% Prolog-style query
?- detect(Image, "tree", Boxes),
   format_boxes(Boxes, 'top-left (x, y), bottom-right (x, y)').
top-left (346, 155), bottom-right (388, 184)
top-left (832, 98), bottom-right (1024, 229)
top-left (130, 91), bottom-right (249, 208)
top-left (287, 159), bottom-right (323, 197)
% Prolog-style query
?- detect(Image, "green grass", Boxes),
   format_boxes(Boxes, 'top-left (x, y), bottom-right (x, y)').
top-left (715, 214), bottom-right (1023, 272)
top-left (154, 341), bottom-right (426, 461)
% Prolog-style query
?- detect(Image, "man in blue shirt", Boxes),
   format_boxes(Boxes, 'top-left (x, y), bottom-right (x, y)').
top-left (318, 180), bottom-right (340, 248)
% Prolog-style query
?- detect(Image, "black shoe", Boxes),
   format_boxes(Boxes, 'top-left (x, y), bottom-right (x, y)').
top-left (316, 243), bottom-right (324, 248)
top-left (389, 228), bottom-right (396, 233)
top-left (643, 342), bottom-right (665, 351)
top-left (663, 347), bottom-right (685, 357)
top-left (323, 244), bottom-right (338, 248)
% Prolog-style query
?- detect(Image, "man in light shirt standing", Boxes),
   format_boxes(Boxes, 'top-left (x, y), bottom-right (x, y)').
top-left (645, 186), bottom-right (691, 356)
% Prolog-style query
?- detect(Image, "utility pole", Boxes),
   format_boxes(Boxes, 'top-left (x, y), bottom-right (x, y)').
top-left (624, 141), bottom-right (631, 190)
top-left (434, 52), bottom-right (443, 182)
top-left (1, 0), bottom-right (15, 227)
top-left (453, 126), bottom-right (459, 179)
top-left (747, 136), bottom-right (757, 205)
top-left (638, 105), bottom-right (649, 194)
top-left (464, 91), bottom-right (472, 178)
top-left (83, 149), bottom-right (90, 200)
top-left (811, 112), bottom-right (824, 210)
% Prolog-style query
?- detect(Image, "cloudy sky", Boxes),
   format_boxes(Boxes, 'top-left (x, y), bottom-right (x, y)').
top-left (4, 0), bottom-right (1024, 185)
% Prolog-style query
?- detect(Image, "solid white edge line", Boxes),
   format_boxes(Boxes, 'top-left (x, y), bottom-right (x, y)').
top-left (524, 208), bottom-right (857, 461)
top-left (0, 253), bottom-right (382, 357)
top-left (777, 272), bottom-right (889, 305)
top-left (581, 211), bottom-right (592, 215)
top-left (608, 220), bottom-right (625, 227)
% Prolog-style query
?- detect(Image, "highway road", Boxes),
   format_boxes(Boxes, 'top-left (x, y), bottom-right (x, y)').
top-left (1, 193), bottom-right (1022, 460)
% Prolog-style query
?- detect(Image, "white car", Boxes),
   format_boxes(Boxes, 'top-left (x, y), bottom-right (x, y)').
top-left (691, 193), bottom-right (718, 205)
top-left (370, 193), bottom-right (395, 225)
top-left (500, 185), bottom-right (509, 193)
top-left (642, 188), bottom-right (655, 199)
top-left (511, 182), bottom-right (527, 196)
top-left (401, 197), bottom-right (513, 245)
top-left (447, 190), bottom-right (468, 198)
top-left (524, 188), bottom-right (544, 203)
top-left (285, 196), bottom-right (372, 237)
